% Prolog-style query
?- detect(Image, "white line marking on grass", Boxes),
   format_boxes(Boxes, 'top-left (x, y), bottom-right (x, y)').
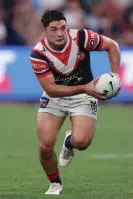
top-left (87, 153), bottom-right (133, 159)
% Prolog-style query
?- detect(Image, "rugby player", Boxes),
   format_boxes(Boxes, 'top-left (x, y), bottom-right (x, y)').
top-left (30, 10), bottom-right (120, 195)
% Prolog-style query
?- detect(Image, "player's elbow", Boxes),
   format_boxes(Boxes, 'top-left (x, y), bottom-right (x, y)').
top-left (102, 36), bottom-right (120, 52)
top-left (107, 40), bottom-right (120, 53)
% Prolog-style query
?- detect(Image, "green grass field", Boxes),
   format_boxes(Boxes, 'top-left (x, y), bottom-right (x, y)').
top-left (0, 104), bottom-right (133, 199)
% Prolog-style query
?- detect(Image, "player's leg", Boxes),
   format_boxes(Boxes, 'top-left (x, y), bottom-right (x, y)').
top-left (59, 115), bottom-right (96, 166)
top-left (59, 98), bottom-right (98, 167)
top-left (37, 112), bottom-right (66, 194)
top-left (70, 115), bottom-right (96, 150)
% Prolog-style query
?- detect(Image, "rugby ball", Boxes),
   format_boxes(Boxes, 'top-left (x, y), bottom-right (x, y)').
top-left (94, 73), bottom-right (121, 99)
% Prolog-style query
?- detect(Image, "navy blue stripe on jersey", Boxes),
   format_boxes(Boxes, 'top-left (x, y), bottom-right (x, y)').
top-left (78, 29), bottom-right (86, 52)
top-left (30, 50), bottom-right (48, 62)
top-left (95, 35), bottom-right (102, 50)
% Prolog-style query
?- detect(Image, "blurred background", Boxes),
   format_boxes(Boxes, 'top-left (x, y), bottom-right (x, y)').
top-left (0, 0), bottom-right (133, 46)
top-left (1, 0), bottom-right (133, 46)
top-left (0, 1), bottom-right (133, 198)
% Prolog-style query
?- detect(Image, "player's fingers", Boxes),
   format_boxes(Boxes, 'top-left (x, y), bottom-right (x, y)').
top-left (93, 88), bottom-right (103, 95)
top-left (92, 93), bottom-right (106, 100)
top-left (97, 96), bottom-right (107, 100)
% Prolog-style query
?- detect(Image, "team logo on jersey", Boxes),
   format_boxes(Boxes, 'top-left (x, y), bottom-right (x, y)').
top-left (90, 39), bottom-right (95, 47)
top-left (40, 97), bottom-right (49, 108)
top-left (48, 62), bottom-right (54, 69)
top-left (77, 52), bottom-right (85, 61)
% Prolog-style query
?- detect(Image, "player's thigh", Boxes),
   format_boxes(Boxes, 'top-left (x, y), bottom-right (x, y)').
top-left (71, 115), bottom-right (96, 146)
top-left (37, 112), bottom-right (66, 148)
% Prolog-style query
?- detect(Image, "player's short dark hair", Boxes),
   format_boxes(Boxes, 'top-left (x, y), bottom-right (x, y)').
top-left (41, 10), bottom-right (66, 28)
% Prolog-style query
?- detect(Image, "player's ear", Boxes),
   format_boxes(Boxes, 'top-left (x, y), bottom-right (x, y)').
top-left (41, 27), bottom-right (46, 35)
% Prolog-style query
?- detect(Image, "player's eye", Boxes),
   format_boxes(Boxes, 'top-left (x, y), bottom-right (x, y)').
top-left (51, 29), bottom-right (57, 33)
top-left (61, 27), bottom-right (66, 31)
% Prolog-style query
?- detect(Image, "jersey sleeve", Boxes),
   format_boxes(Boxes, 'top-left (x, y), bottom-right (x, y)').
top-left (78, 29), bottom-right (104, 51)
top-left (30, 50), bottom-right (52, 78)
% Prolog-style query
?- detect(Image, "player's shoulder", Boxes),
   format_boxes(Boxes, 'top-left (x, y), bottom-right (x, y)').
top-left (78, 29), bottom-right (99, 38)
top-left (68, 29), bottom-right (85, 46)
top-left (30, 40), bottom-right (47, 62)
top-left (68, 28), bottom-right (98, 40)
top-left (68, 29), bottom-right (87, 43)
top-left (31, 41), bottom-right (43, 54)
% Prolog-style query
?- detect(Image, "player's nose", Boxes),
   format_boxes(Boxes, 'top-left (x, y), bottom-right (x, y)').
top-left (57, 30), bottom-right (63, 37)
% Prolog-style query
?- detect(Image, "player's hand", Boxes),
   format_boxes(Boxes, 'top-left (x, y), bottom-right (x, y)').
top-left (110, 72), bottom-right (122, 97)
top-left (84, 81), bottom-right (107, 100)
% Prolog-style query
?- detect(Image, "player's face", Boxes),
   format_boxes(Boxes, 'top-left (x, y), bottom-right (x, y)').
top-left (43, 20), bottom-right (68, 50)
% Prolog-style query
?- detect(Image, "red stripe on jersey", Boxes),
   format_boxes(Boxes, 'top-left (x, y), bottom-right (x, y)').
top-left (36, 71), bottom-right (52, 78)
top-left (86, 30), bottom-right (99, 51)
top-left (41, 36), bottom-right (72, 66)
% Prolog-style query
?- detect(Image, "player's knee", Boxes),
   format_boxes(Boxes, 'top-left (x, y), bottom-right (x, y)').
top-left (39, 141), bottom-right (55, 159)
top-left (39, 142), bottom-right (52, 152)
top-left (37, 124), bottom-right (55, 154)
top-left (72, 136), bottom-right (88, 150)
top-left (39, 136), bottom-right (55, 152)
top-left (72, 134), bottom-right (93, 150)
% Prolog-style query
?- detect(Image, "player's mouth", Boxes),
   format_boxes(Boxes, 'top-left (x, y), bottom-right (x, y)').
top-left (56, 39), bottom-right (64, 42)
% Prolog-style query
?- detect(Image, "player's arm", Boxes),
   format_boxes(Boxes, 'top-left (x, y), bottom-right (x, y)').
top-left (38, 74), bottom-right (106, 99)
top-left (30, 51), bottom-right (105, 99)
top-left (38, 74), bottom-right (85, 97)
top-left (96, 36), bottom-right (120, 75)
top-left (78, 29), bottom-right (120, 75)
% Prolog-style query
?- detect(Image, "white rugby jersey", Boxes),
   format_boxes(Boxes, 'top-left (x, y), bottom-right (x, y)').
top-left (30, 29), bottom-right (103, 86)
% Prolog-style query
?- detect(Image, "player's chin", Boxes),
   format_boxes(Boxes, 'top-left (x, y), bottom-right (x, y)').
top-left (55, 40), bottom-right (65, 46)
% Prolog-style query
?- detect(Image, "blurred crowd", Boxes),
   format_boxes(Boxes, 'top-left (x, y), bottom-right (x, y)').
top-left (0, 0), bottom-right (133, 46)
